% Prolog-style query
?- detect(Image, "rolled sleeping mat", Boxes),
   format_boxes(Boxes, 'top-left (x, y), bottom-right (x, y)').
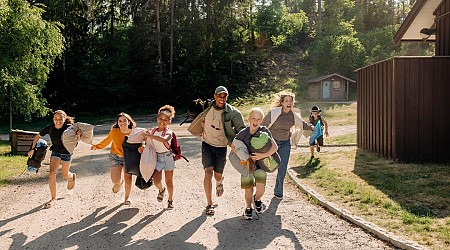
top-left (228, 151), bottom-right (250, 176)
top-left (122, 136), bottom-right (142, 176)
top-left (232, 138), bottom-right (250, 161)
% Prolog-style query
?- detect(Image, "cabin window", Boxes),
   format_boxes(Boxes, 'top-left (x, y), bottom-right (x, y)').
top-left (332, 81), bottom-right (341, 90)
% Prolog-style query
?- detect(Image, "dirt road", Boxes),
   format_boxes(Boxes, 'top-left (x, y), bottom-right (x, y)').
top-left (0, 122), bottom-right (394, 249)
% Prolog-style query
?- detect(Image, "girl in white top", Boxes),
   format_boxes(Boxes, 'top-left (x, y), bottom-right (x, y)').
top-left (145, 105), bottom-right (176, 209)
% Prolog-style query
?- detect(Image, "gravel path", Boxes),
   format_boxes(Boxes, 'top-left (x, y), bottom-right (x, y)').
top-left (0, 122), bottom-right (395, 249)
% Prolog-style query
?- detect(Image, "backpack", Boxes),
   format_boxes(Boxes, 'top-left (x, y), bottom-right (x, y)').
top-left (180, 98), bottom-right (212, 125)
top-left (150, 128), bottom-right (189, 162)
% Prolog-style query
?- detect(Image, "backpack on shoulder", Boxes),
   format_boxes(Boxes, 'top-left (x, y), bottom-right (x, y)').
top-left (180, 98), bottom-right (212, 125)
top-left (150, 128), bottom-right (189, 162)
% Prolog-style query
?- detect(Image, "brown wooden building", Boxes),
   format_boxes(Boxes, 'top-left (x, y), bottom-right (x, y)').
top-left (356, 0), bottom-right (450, 162)
top-left (305, 73), bottom-right (355, 101)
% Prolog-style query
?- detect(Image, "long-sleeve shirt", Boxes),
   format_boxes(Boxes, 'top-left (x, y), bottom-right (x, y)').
top-left (94, 127), bottom-right (130, 157)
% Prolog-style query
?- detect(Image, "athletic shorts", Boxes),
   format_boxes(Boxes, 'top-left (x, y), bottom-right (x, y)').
top-left (109, 153), bottom-right (124, 167)
top-left (51, 151), bottom-right (72, 162)
top-left (241, 169), bottom-right (267, 189)
top-left (309, 135), bottom-right (324, 146)
top-left (156, 151), bottom-right (175, 171)
top-left (201, 141), bottom-right (227, 174)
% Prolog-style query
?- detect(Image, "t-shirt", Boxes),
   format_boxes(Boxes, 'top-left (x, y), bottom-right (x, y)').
top-left (152, 129), bottom-right (172, 153)
top-left (309, 114), bottom-right (324, 128)
top-left (202, 108), bottom-right (228, 147)
top-left (40, 123), bottom-right (71, 154)
top-left (94, 127), bottom-right (130, 157)
top-left (235, 126), bottom-right (272, 152)
top-left (261, 110), bottom-right (294, 141)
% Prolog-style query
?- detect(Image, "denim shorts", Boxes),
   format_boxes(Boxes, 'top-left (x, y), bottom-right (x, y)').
top-left (51, 151), bottom-right (72, 162)
top-left (109, 153), bottom-right (124, 167)
top-left (156, 151), bottom-right (175, 171)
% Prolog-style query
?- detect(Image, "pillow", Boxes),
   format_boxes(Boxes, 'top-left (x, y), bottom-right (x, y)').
top-left (77, 122), bottom-right (94, 144)
top-left (62, 125), bottom-right (78, 155)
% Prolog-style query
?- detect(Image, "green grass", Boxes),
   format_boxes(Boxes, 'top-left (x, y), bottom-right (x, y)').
top-left (0, 141), bottom-right (27, 186)
top-left (326, 133), bottom-right (356, 145)
top-left (289, 101), bottom-right (449, 249)
top-left (292, 148), bottom-right (450, 249)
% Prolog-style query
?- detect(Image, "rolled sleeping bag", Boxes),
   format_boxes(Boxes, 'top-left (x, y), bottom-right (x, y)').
top-left (122, 136), bottom-right (142, 176)
top-left (249, 131), bottom-right (281, 173)
top-left (27, 139), bottom-right (48, 169)
top-left (250, 131), bottom-right (272, 153)
top-left (256, 152), bottom-right (281, 173)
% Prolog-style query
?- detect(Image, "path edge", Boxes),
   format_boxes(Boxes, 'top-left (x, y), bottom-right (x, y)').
top-left (287, 168), bottom-right (429, 250)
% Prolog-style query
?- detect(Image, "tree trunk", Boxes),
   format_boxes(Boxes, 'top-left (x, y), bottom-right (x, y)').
top-left (155, 0), bottom-right (162, 85)
top-left (170, 0), bottom-right (174, 79)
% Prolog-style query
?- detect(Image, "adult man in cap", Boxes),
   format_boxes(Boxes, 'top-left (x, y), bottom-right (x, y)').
top-left (188, 86), bottom-right (245, 216)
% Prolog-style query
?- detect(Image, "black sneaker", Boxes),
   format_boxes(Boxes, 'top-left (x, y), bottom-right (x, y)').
top-left (244, 208), bottom-right (253, 220)
top-left (253, 195), bottom-right (262, 213)
top-left (317, 145), bottom-right (321, 152)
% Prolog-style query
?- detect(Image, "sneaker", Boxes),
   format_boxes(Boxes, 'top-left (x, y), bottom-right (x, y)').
top-left (244, 208), bottom-right (253, 220)
top-left (253, 195), bottom-right (262, 214)
top-left (310, 155), bottom-right (314, 160)
top-left (274, 194), bottom-right (283, 200)
top-left (167, 200), bottom-right (174, 210)
top-left (317, 145), bottom-right (321, 152)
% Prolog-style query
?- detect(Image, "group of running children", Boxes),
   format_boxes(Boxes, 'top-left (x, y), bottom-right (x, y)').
top-left (27, 99), bottom-right (328, 217)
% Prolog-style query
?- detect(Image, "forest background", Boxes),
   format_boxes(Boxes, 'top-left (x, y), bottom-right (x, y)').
top-left (0, 0), bottom-right (433, 123)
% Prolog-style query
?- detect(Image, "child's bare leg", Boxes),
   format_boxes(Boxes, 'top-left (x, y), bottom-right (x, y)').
top-left (153, 170), bottom-right (163, 192)
top-left (48, 157), bottom-right (61, 200)
top-left (254, 183), bottom-right (265, 201)
top-left (309, 146), bottom-right (315, 157)
top-left (123, 170), bottom-right (132, 202)
top-left (61, 161), bottom-right (76, 190)
top-left (110, 166), bottom-right (122, 185)
top-left (164, 170), bottom-right (174, 201)
top-left (244, 188), bottom-right (253, 208)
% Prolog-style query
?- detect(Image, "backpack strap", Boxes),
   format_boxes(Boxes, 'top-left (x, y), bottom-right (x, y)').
top-left (150, 128), bottom-right (171, 151)
top-left (151, 128), bottom-right (189, 162)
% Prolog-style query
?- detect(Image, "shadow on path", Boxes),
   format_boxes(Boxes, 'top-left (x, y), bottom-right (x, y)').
top-left (214, 197), bottom-right (303, 249)
top-left (128, 213), bottom-right (207, 249)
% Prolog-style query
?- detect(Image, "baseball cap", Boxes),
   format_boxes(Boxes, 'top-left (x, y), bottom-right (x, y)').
top-left (215, 86), bottom-right (228, 95)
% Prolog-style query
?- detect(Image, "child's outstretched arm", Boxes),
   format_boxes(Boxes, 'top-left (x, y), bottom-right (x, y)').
top-left (144, 130), bottom-right (172, 143)
top-left (27, 134), bottom-right (41, 158)
top-left (322, 117), bottom-right (329, 137)
top-left (91, 134), bottom-right (112, 150)
top-left (250, 138), bottom-right (278, 161)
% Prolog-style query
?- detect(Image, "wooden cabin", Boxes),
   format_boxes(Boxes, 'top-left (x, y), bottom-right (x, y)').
top-left (356, 0), bottom-right (450, 162)
top-left (305, 73), bottom-right (355, 101)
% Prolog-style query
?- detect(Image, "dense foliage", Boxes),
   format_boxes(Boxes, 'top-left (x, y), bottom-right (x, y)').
top-left (0, 0), bottom-right (431, 122)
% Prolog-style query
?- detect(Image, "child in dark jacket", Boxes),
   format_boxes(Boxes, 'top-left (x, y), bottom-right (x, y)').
top-left (308, 105), bottom-right (329, 159)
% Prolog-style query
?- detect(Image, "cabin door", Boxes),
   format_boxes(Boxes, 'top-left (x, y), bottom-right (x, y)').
top-left (322, 81), bottom-right (330, 99)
